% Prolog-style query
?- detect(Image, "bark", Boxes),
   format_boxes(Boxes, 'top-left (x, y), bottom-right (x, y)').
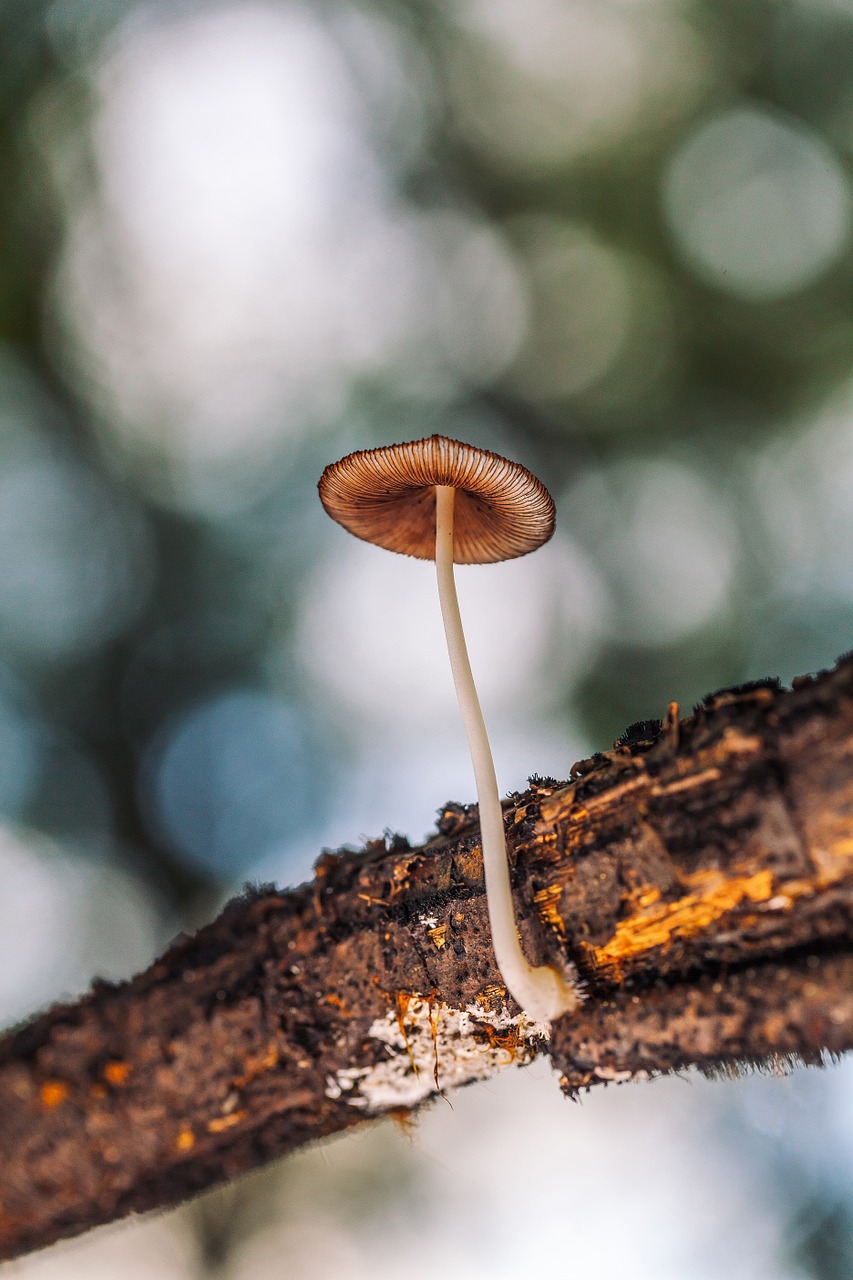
top-left (3, 657), bottom-right (853, 1262)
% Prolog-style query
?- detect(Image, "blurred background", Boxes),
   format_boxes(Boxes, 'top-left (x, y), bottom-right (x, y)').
top-left (3, 0), bottom-right (853, 1275)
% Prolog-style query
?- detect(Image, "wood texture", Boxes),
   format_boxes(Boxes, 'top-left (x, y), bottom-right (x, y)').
top-left (2, 657), bottom-right (853, 1261)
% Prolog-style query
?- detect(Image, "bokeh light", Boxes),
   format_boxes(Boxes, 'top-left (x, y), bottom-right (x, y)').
top-left (0, 825), bottom-right (163, 1025)
top-left (446, 0), bottom-right (707, 174)
top-left (566, 458), bottom-right (736, 645)
top-left (0, 666), bottom-right (44, 816)
top-left (49, 2), bottom-right (525, 516)
top-left (140, 688), bottom-right (321, 882)
top-left (505, 215), bottom-right (676, 412)
top-left (297, 537), bottom-right (568, 727)
top-left (662, 104), bottom-right (851, 300)
top-left (0, 440), bottom-right (151, 658)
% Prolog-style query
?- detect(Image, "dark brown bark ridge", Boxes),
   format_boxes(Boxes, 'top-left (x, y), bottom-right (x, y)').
top-left (3, 657), bottom-right (853, 1262)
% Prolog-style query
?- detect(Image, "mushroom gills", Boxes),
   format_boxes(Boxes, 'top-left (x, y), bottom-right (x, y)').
top-left (434, 484), bottom-right (578, 1025)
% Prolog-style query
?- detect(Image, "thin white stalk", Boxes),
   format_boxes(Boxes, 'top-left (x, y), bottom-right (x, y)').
top-left (434, 485), bottom-right (577, 1025)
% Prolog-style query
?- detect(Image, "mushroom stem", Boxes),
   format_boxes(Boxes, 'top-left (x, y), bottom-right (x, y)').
top-left (434, 485), bottom-right (577, 1025)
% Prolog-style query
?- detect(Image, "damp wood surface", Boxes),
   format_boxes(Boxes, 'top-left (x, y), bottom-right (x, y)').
top-left (3, 657), bottom-right (853, 1261)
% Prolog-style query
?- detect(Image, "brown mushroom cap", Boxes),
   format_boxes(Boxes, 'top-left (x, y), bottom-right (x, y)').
top-left (318, 434), bottom-right (556, 564)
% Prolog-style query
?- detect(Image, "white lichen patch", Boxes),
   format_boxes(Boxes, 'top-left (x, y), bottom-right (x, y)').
top-left (327, 994), bottom-right (550, 1112)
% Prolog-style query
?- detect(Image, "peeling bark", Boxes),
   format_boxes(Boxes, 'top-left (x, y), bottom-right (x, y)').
top-left (2, 658), bottom-right (853, 1261)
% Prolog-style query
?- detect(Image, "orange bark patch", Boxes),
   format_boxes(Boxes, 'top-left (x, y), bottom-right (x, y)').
top-left (428, 924), bottom-right (447, 950)
top-left (208, 1111), bottom-right (246, 1134)
top-left (475, 983), bottom-right (507, 1012)
top-left (472, 1020), bottom-right (522, 1061)
top-left (427, 995), bottom-right (441, 1091)
top-left (828, 836), bottom-right (853, 862)
top-left (395, 992), bottom-right (418, 1077)
top-left (39, 1081), bottom-right (68, 1110)
top-left (176, 1127), bottom-right (195, 1151)
top-left (103, 1060), bottom-right (131, 1087)
top-left (534, 883), bottom-right (565, 935)
top-left (232, 1044), bottom-right (279, 1089)
top-left (593, 869), bottom-right (775, 972)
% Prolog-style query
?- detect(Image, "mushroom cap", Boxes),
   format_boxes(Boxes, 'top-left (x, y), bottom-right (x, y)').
top-left (318, 435), bottom-right (556, 564)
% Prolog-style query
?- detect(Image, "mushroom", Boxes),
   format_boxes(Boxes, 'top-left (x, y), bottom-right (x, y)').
top-left (318, 434), bottom-right (578, 1024)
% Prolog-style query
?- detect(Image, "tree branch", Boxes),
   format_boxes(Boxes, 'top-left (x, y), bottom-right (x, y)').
top-left (3, 658), bottom-right (853, 1261)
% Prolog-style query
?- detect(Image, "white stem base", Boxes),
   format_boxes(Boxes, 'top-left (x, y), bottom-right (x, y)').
top-left (434, 485), bottom-right (577, 1025)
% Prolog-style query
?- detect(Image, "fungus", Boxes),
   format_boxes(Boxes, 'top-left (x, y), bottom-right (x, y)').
top-left (319, 435), bottom-right (578, 1024)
